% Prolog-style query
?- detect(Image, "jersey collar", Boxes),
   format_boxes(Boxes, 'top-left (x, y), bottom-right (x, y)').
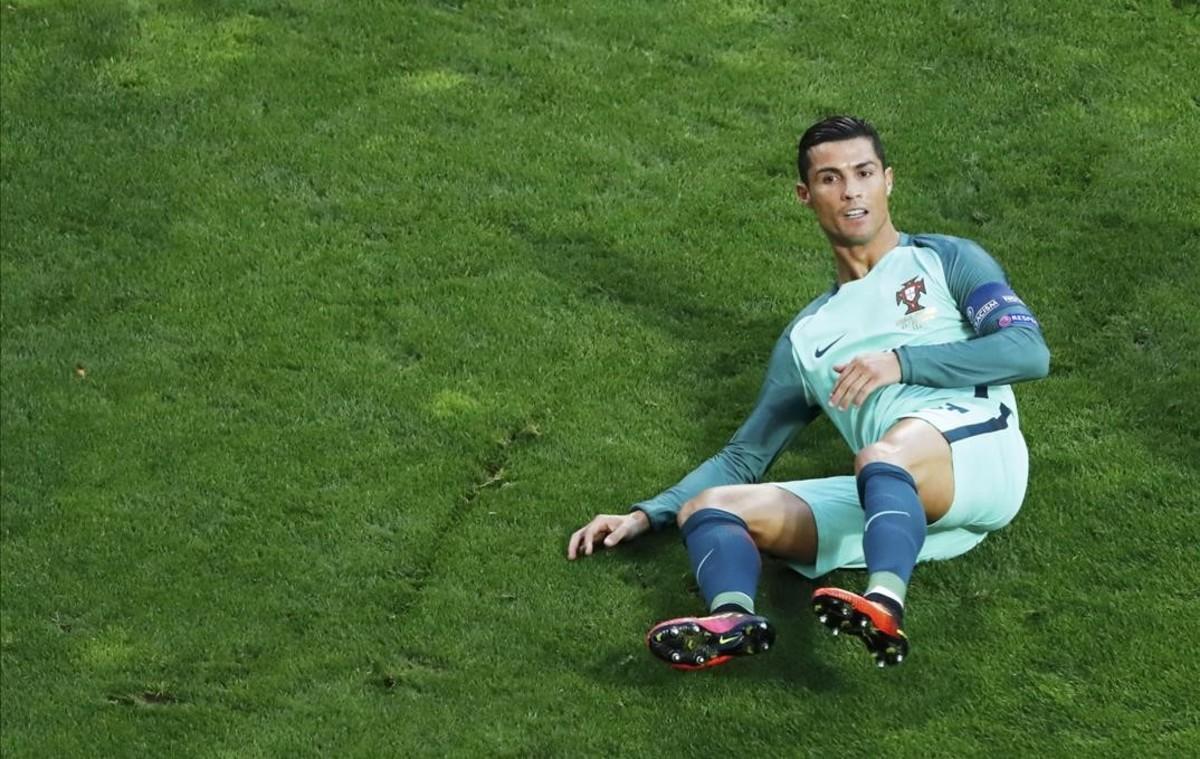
top-left (831, 231), bottom-right (910, 294)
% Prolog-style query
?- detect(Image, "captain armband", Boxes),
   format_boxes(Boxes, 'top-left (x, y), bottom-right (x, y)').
top-left (963, 281), bottom-right (1041, 335)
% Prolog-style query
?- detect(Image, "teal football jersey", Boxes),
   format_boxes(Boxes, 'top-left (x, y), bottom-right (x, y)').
top-left (789, 237), bottom-right (1018, 451)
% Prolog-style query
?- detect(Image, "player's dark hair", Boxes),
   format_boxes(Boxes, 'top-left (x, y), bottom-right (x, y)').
top-left (796, 115), bottom-right (887, 184)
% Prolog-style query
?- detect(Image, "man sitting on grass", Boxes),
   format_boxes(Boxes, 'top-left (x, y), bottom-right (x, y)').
top-left (567, 115), bottom-right (1050, 669)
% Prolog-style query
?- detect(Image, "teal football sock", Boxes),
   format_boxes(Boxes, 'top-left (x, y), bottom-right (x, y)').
top-left (682, 508), bottom-right (760, 615)
top-left (857, 461), bottom-right (926, 613)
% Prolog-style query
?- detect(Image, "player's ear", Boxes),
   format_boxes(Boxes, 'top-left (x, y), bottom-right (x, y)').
top-left (885, 166), bottom-right (894, 196)
top-left (795, 182), bottom-right (811, 206)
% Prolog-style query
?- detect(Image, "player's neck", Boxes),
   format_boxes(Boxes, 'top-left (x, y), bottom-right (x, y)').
top-left (830, 225), bottom-right (901, 285)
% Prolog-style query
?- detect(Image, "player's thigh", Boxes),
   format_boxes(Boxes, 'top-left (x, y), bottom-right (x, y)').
top-left (777, 474), bottom-right (997, 578)
top-left (857, 417), bottom-right (955, 522)
top-left (902, 401), bottom-right (1029, 532)
top-left (934, 422), bottom-right (1029, 532)
top-left (680, 484), bottom-right (816, 562)
top-left (774, 476), bottom-right (863, 578)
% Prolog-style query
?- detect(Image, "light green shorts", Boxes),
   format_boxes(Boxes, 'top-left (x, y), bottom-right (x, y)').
top-left (777, 400), bottom-right (1029, 578)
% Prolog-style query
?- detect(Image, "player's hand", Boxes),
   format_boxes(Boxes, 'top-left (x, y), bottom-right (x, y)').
top-left (566, 510), bottom-right (650, 560)
top-left (830, 351), bottom-right (902, 411)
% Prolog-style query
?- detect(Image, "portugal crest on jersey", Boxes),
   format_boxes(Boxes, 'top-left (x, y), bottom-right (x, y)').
top-left (896, 276), bottom-right (927, 314)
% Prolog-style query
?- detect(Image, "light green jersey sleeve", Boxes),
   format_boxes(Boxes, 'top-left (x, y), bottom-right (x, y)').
top-left (631, 295), bottom-right (829, 531)
top-left (895, 234), bottom-right (1050, 388)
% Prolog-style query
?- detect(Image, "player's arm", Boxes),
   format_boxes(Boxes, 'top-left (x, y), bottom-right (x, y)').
top-left (567, 324), bottom-right (820, 558)
top-left (894, 303), bottom-right (1049, 387)
top-left (629, 332), bottom-right (819, 531)
top-left (828, 237), bottom-right (1049, 409)
top-left (894, 237), bottom-right (1050, 388)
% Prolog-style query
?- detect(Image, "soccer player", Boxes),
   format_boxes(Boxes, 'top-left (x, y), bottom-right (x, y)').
top-left (566, 116), bottom-right (1050, 669)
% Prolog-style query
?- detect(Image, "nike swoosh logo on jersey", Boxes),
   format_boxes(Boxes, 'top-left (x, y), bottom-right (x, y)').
top-left (815, 334), bottom-right (846, 358)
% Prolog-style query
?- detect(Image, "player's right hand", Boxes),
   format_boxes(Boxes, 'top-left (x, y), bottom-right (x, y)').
top-left (566, 510), bottom-right (650, 560)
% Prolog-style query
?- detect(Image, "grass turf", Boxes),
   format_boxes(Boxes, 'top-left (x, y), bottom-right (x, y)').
top-left (2, 0), bottom-right (1198, 755)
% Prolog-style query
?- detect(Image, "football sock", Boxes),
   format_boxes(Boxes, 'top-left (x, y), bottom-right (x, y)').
top-left (865, 575), bottom-right (907, 605)
top-left (681, 508), bottom-right (760, 615)
top-left (857, 462), bottom-right (926, 615)
top-left (865, 590), bottom-right (905, 624)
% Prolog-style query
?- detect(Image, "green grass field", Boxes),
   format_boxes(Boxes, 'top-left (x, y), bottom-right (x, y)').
top-left (3, 1), bottom-right (1198, 755)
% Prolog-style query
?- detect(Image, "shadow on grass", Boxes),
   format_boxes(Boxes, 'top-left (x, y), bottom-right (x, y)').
top-left (509, 223), bottom-right (803, 454)
top-left (579, 532), bottom-right (846, 691)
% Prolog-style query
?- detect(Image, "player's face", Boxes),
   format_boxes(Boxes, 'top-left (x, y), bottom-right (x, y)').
top-left (796, 137), bottom-right (894, 247)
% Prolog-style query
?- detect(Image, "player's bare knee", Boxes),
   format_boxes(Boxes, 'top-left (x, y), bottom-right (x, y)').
top-left (676, 487), bottom-right (735, 528)
top-left (676, 499), bottom-right (699, 528)
top-left (676, 491), bottom-right (713, 527)
top-left (855, 441), bottom-right (903, 473)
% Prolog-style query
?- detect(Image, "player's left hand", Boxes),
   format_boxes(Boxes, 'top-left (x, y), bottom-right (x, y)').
top-left (830, 351), bottom-right (902, 410)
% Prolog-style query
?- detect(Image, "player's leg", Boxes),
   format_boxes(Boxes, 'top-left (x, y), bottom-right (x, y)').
top-left (678, 484), bottom-right (819, 610)
top-left (645, 485), bottom-right (816, 670)
top-left (811, 418), bottom-right (950, 665)
top-left (857, 418), bottom-right (953, 610)
top-left (813, 404), bottom-right (1026, 667)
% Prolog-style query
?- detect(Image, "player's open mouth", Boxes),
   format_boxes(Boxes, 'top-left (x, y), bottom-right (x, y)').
top-left (844, 209), bottom-right (868, 219)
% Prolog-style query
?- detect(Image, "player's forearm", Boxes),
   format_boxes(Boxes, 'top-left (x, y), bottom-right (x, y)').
top-left (895, 327), bottom-right (1050, 388)
top-left (633, 318), bottom-right (820, 531)
top-left (632, 443), bottom-right (771, 531)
